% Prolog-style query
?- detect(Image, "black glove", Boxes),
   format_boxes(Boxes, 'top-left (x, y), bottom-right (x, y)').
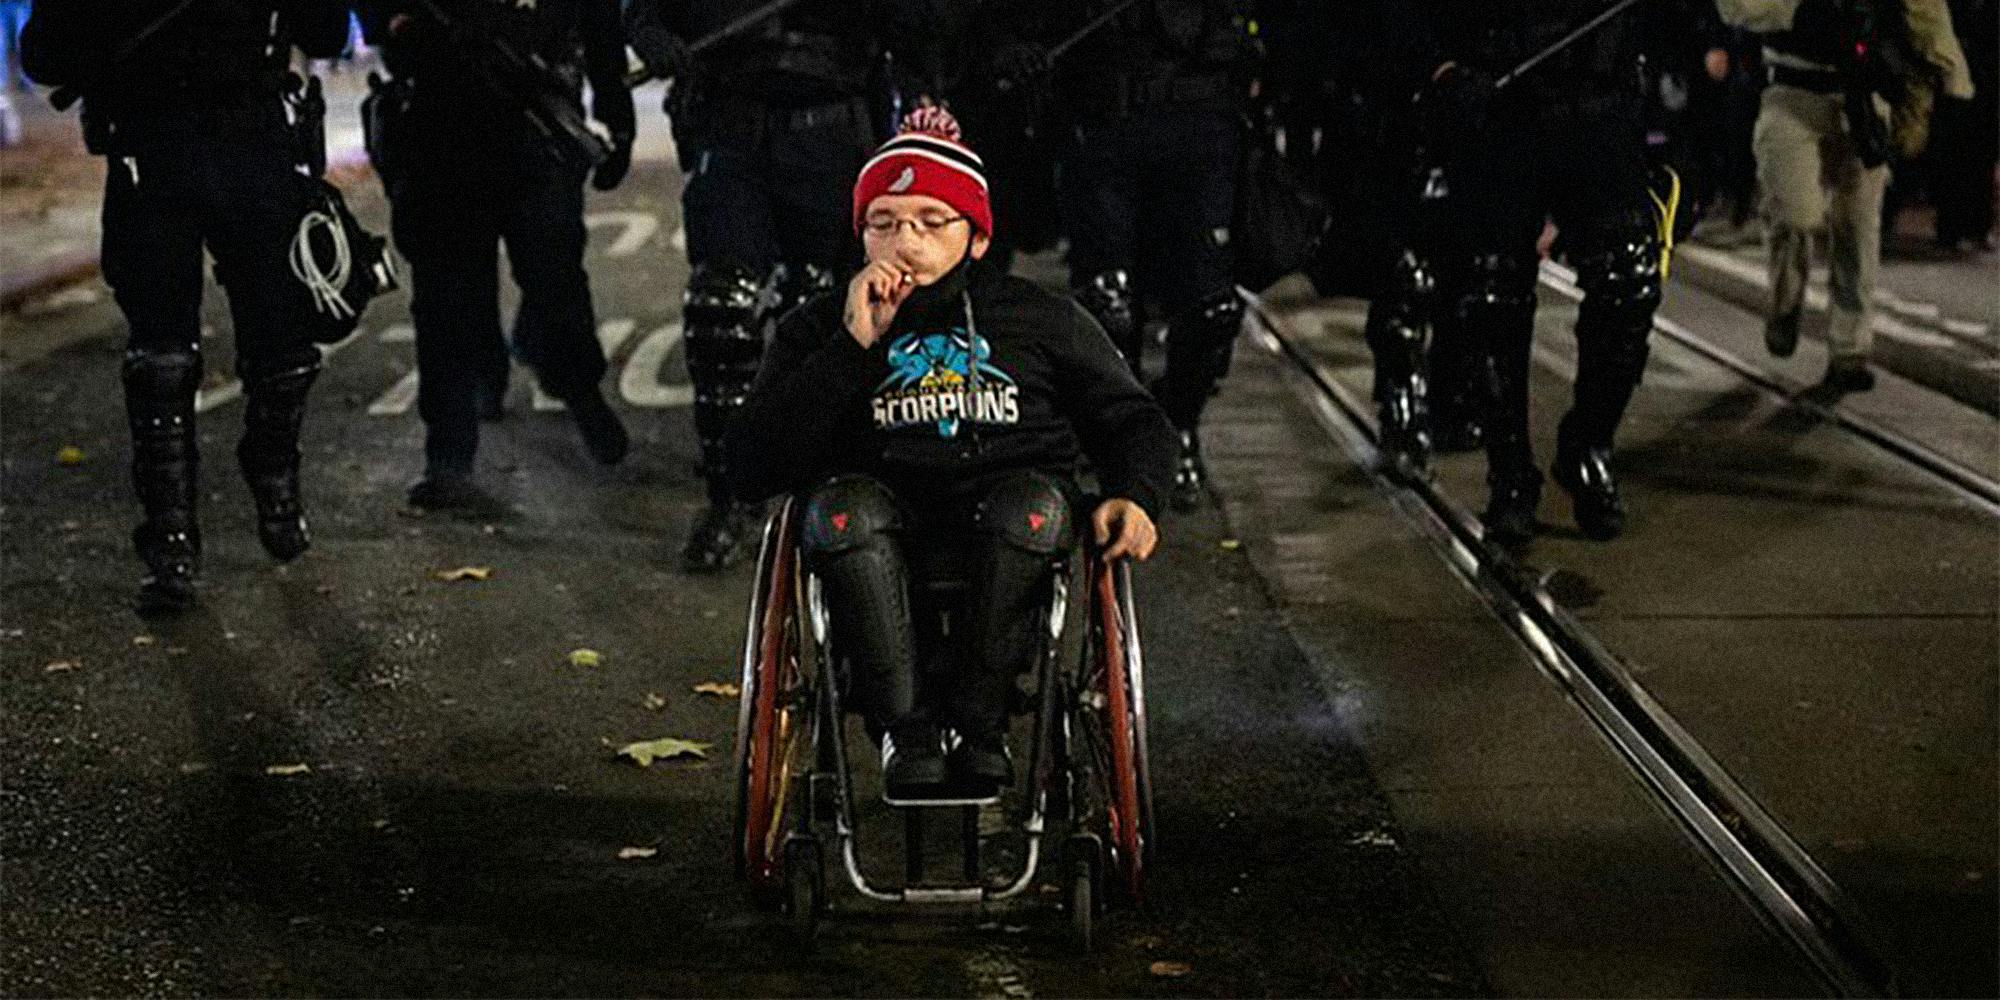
top-left (593, 131), bottom-right (633, 190)
top-left (1416, 63), bottom-right (1497, 151)
top-left (627, 19), bottom-right (691, 82)
top-left (991, 42), bottom-right (1050, 91)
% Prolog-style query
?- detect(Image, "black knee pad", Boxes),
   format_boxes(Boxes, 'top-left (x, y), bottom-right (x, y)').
top-left (1074, 269), bottom-right (1139, 369)
top-left (803, 475), bottom-right (903, 556)
top-left (977, 471), bottom-right (1075, 556)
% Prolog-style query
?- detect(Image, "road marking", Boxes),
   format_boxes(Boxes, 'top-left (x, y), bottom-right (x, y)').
top-left (378, 323), bottom-right (414, 343)
top-left (586, 211), bottom-right (660, 258)
top-left (669, 224), bottom-right (686, 252)
top-left (618, 321), bottom-right (693, 408)
top-left (368, 369), bottom-right (420, 416)
top-left (196, 326), bottom-right (367, 414)
top-left (964, 949), bottom-right (1034, 1000)
top-left (1678, 243), bottom-right (1994, 348)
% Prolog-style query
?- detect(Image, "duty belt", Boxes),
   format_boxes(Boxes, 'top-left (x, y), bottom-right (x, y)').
top-left (1081, 71), bottom-right (1234, 118)
top-left (1769, 64), bottom-right (1843, 94)
top-left (689, 93), bottom-right (868, 147)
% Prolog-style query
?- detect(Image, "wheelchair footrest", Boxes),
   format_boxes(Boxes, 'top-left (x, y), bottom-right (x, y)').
top-left (900, 886), bottom-right (987, 905)
top-left (881, 792), bottom-right (1001, 808)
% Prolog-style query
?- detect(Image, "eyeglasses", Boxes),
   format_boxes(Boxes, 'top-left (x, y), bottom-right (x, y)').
top-left (862, 214), bottom-right (969, 238)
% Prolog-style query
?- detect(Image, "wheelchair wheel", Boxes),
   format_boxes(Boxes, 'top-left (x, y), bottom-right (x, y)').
top-left (733, 499), bottom-right (812, 905)
top-left (1080, 557), bottom-right (1154, 906)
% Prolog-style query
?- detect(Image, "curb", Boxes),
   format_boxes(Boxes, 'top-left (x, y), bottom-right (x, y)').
top-left (0, 151), bottom-right (376, 315)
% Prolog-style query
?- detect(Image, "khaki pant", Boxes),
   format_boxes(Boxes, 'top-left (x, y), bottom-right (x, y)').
top-left (1753, 83), bottom-right (1891, 360)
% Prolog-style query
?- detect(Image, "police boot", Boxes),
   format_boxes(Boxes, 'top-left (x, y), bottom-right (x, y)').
top-left (1365, 283), bottom-right (1432, 481)
top-left (682, 498), bottom-right (756, 573)
top-left (1427, 309), bottom-right (1485, 454)
top-left (125, 348), bottom-right (204, 616)
top-left (564, 385), bottom-right (629, 465)
top-left (1170, 428), bottom-right (1207, 511)
top-left (1551, 418), bottom-right (1625, 542)
top-left (682, 262), bottom-right (764, 573)
top-left (237, 363), bottom-right (319, 562)
top-left (1465, 256), bottom-right (1540, 544)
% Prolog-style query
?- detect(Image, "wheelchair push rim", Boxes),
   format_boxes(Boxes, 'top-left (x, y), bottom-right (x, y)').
top-left (1084, 556), bottom-right (1154, 905)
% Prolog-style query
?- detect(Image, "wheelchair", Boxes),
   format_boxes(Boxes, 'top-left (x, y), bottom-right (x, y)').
top-left (730, 494), bottom-right (1154, 951)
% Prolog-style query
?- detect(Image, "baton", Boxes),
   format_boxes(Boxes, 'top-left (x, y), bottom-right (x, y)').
top-left (996, 0), bottom-right (1147, 92)
top-left (1494, 0), bottom-right (1651, 90)
top-left (625, 0), bottom-right (805, 85)
top-left (49, 0), bottom-right (202, 111)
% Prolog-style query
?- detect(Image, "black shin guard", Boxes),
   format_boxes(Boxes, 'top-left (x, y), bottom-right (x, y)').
top-left (1365, 249), bottom-right (1434, 472)
top-left (124, 347), bottom-right (204, 610)
top-left (1155, 289), bottom-right (1245, 431)
top-left (803, 476), bottom-right (920, 729)
top-left (682, 261), bottom-right (764, 507)
top-left (1075, 269), bottom-right (1141, 376)
top-left (238, 362), bottom-right (321, 562)
top-left (954, 472), bottom-right (1072, 740)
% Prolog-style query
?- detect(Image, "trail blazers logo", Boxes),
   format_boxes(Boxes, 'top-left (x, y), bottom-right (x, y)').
top-left (873, 328), bottom-right (1020, 439)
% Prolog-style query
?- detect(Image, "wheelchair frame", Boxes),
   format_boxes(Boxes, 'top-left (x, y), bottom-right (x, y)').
top-left (731, 496), bottom-right (1154, 950)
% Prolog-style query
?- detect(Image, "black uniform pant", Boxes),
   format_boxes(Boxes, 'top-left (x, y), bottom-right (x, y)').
top-left (677, 97), bottom-right (872, 276)
top-left (1062, 104), bottom-right (1241, 427)
top-left (388, 141), bottom-right (606, 476)
top-left (800, 470), bottom-right (1076, 738)
top-left (1451, 106), bottom-right (1662, 482)
top-left (102, 106), bottom-right (318, 381)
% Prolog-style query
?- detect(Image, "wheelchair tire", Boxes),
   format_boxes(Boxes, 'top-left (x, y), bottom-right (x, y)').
top-left (785, 837), bottom-right (824, 946)
top-left (1087, 558), bottom-right (1153, 907)
top-left (1066, 836), bottom-right (1102, 954)
top-left (733, 501), bottom-right (809, 898)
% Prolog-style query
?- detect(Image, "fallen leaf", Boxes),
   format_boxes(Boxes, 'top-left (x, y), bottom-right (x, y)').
top-left (177, 762), bottom-right (210, 775)
top-left (691, 681), bottom-right (740, 698)
top-left (568, 648), bottom-right (603, 668)
top-left (432, 566), bottom-right (492, 583)
top-left (132, 635), bottom-right (157, 648)
top-left (55, 446), bottom-right (85, 466)
top-left (1218, 538), bottom-right (1241, 551)
top-left (642, 692), bottom-right (668, 711)
top-left (264, 763), bottom-right (312, 777)
top-left (43, 659), bottom-right (79, 673)
top-left (59, 520), bottom-right (81, 532)
top-left (616, 846), bottom-right (658, 860)
top-left (314, 584), bottom-right (336, 595)
top-left (1150, 961), bottom-right (1193, 978)
top-left (616, 737), bottom-right (711, 767)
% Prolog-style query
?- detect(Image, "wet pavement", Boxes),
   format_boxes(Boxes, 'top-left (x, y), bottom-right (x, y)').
top-left (3, 102), bottom-right (1996, 996)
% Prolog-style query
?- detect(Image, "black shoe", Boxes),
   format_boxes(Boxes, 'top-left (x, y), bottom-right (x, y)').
top-left (132, 516), bottom-right (200, 618)
top-left (1481, 475), bottom-right (1541, 544)
top-left (1821, 358), bottom-right (1876, 393)
top-left (1764, 310), bottom-right (1801, 358)
top-left (406, 471), bottom-right (493, 512)
top-left (1552, 446), bottom-right (1626, 541)
top-left (882, 723), bottom-right (947, 796)
top-left (682, 502), bottom-right (754, 573)
top-left (946, 728), bottom-right (1013, 792)
top-left (1171, 430), bottom-right (1206, 511)
top-left (566, 388), bottom-right (628, 465)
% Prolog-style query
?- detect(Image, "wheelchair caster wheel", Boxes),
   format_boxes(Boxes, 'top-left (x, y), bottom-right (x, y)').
top-left (1065, 839), bottom-right (1101, 953)
top-left (785, 838), bottom-right (824, 946)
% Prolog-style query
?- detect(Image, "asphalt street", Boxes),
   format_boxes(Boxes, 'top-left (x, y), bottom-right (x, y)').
top-left (1, 163), bottom-right (1485, 997)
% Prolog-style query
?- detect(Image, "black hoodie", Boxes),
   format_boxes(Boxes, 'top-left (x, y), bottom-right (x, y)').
top-left (732, 261), bottom-right (1179, 520)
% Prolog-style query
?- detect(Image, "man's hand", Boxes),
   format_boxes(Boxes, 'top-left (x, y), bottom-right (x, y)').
top-left (844, 261), bottom-right (915, 348)
top-left (1092, 498), bottom-right (1158, 563)
top-left (626, 17), bottom-right (691, 82)
top-left (1704, 47), bottom-right (1731, 83)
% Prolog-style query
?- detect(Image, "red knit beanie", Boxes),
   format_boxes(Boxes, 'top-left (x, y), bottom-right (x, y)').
top-left (852, 107), bottom-right (993, 237)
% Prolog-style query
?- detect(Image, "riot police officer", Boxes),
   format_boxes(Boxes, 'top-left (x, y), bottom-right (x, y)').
top-left (362, 0), bottom-right (635, 511)
top-left (625, 0), bottom-right (909, 572)
top-left (999, 0), bottom-right (1255, 511)
top-left (1410, 2), bottom-right (1700, 542)
top-left (20, 0), bottom-right (353, 615)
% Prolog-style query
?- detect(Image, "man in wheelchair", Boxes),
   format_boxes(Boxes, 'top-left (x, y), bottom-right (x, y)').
top-left (732, 108), bottom-right (1178, 799)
